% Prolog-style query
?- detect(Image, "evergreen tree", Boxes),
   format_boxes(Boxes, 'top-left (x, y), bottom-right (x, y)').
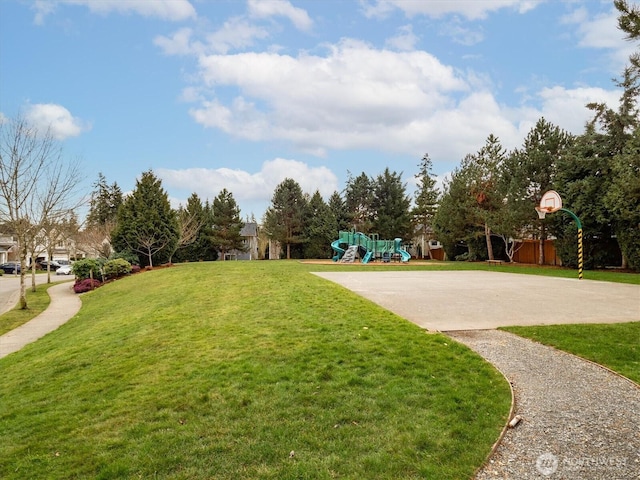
top-left (585, 66), bottom-right (640, 268)
top-left (86, 172), bottom-right (123, 228)
top-left (509, 118), bottom-right (574, 264)
top-left (371, 168), bottom-right (411, 240)
top-left (264, 178), bottom-right (306, 259)
top-left (412, 153), bottom-right (439, 258)
top-left (328, 191), bottom-right (350, 232)
top-left (85, 173), bottom-right (123, 259)
top-left (210, 188), bottom-right (245, 260)
top-left (433, 136), bottom-right (511, 261)
top-left (615, 0), bottom-right (640, 68)
top-left (432, 165), bottom-right (480, 260)
top-left (303, 190), bottom-right (336, 259)
top-left (466, 135), bottom-right (508, 261)
top-left (555, 123), bottom-right (620, 269)
top-left (174, 193), bottom-right (217, 262)
top-left (605, 126), bottom-right (640, 270)
top-left (344, 172), bottom-right (373, 232)
top-left (111, 170), bottom-right (178, 267)
top-left (496, 150), bottom-right (538, 262)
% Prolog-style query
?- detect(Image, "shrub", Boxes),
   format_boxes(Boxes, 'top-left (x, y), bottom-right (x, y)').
top-left (131, 265), bottom-right (141, 274)
top-left (110, 250), bottom-right (140, 266)
top-left (103, 258), bottom-right (131, 279)
top-left (73, 278), bottom-right (102, 293)
top-left (72, 259), bottom-right (103, 280)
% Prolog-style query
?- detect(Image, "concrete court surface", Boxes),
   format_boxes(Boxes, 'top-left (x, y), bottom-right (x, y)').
top-left (312, 270), bottom-right (640, 331)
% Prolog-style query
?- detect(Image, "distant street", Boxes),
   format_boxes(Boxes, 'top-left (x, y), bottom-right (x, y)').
top-left (0, 273), bottom-right (70, 316)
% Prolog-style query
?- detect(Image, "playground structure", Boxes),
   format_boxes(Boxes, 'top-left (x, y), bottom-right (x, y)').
top-left (331, 231), bottom-right (411, 264)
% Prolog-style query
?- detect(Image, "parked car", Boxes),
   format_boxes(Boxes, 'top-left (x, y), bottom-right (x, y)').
top-left (38, 260), bottom-right (61, 271)
top-left (56, 265), bottom-right (73, 275)
top-left (0, 262), bottom-right (21, 274)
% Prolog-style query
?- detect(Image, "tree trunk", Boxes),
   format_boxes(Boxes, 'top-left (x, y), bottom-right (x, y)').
top-left (19, 244), bottom-right (27, 309)
top-left (485, 223), bottom-right (494, 261)
top-left (31, 263), bottom-right (37, 292)
top-left (538, 224), bottom-right (546, 265)
top-left (286, 243), bottom-right (291, 259)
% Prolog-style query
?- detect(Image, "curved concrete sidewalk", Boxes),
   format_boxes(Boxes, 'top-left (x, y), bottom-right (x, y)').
top-left (0, 281), bottom-right (81, 359)
top-left (0, 273), bottom-right (70, 316)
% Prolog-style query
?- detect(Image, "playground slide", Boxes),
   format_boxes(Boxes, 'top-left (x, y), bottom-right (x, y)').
top-left (398, 249), bottom-right (411, 262)
top-left (331, 239), bottom-right (345, 261)
top-left (362, 251), bottom-right (373, 263)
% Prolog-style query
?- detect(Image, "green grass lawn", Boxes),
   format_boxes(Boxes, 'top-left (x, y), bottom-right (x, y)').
top-left (502, 322), bottom-right (640, 384)
top-left (0, 284), bottom-right (53, 336)
top-left (2, 260), bottom-right (636, 335)
top-left (0, 262), bottom-right (511, 479)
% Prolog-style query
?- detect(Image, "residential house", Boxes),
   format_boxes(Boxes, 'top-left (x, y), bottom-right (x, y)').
top-left (225, 222), bottom-right (260, 260)
top-left (0, 235), bottom-right (18, 264)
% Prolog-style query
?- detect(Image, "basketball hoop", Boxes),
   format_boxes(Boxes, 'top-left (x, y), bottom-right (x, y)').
top-left (535, 206), bottom-right (553, 219)
top-left (539, 190), bottom-right (562, 213)
top-left (535, 190), bottom-right (584, 280)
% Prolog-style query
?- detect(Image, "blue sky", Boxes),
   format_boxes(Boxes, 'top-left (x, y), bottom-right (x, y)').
top-left (0, 0), bottom-right (634, 220)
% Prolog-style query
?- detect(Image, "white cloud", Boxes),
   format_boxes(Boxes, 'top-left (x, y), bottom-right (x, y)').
top-left (205, 17), bottom-right (271, 54)
top-left (562, 6), bottom-right (634, 70)
top-left (155, 18), bottom-right (270, 56)
top-left (154, 28), bottom-right (200, 56)
top-left (157, 158), bottom-right (338, 208)
top-left (24, 103), bottom-right (91, 140)
top-left (385, 24), bottom-right (419, 51)
top-left (536, 86), bottom-right (620, 133)
top-left (179, 32), bottom-right (625, 165)
top-left (189, 39), bottom-right (469, 156)
top-left (248, 0), bottom-right (313, 31)
top-left (361, 0), bottom-right (542, 20)
top-left (183, 30), bottom-right (625, 163)
top-left (440, 20), bottom-right (484, 46)
top-left (32, 0), bottom-right (196, 24)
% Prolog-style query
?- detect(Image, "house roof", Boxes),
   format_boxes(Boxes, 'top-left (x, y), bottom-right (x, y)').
top-left (241, 222), bottom-right (258, 237)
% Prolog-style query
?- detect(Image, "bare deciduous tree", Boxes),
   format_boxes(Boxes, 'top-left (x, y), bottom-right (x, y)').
top-left (0, 116), bottom-right (82, 308)
top-left (168, 207), bottom-right (202, 263)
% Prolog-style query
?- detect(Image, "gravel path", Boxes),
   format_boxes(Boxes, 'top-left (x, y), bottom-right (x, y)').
top-left (447, 329), bottom-right (640, 479)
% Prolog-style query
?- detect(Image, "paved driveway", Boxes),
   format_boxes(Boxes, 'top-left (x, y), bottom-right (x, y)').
top-left (312, 271), bottom-right (640, 331)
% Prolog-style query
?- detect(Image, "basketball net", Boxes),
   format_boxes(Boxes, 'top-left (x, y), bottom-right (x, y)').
top-left (535, 206), bottom-right (553, 219)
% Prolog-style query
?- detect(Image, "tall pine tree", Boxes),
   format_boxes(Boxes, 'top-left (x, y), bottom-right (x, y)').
top-left (412, 153), bottom-right (439, 258)
top-left (210, 188), bottom-right (245, 260)
top-left (264, 178), bottom-right (306, 259)
top-left (303, 190), bottom-right (336, 259)
top-left (111, 170), bottom-right (178, 267)
top-left (371, 168), bottom-right (411, 240)
top-left (344, 172), bottom-right (373, 233)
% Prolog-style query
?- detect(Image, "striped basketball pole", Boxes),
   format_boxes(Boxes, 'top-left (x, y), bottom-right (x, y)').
top-left (560, 208), bottom-right (583, 280)
top-left (577, 227), bottom-right (583, 280)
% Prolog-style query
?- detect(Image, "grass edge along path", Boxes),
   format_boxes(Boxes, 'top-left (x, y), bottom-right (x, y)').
top-left (502, 322), bottom-right (640, 384)
top-left (0, 283), bottom-right (54, 336)
top-left (0, 261), bottom-right (510, 480)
